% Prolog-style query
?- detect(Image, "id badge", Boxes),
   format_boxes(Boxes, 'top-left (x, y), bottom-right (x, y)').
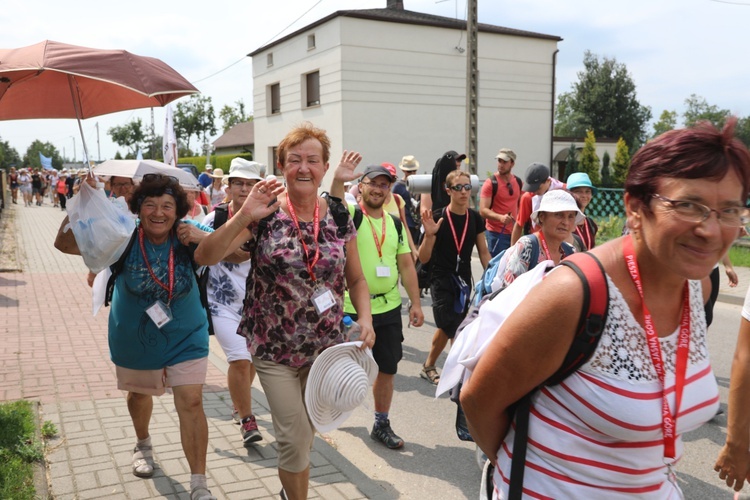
top-left (376, 265), bottom-right (391, 278)
top-left (311, 287), bottom-right (336, 315)
top-left (145, 300), bottom-right (173, 329)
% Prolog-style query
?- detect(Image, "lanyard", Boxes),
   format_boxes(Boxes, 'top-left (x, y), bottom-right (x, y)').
top-left (359, 203), bottom-right (387, 260)
top-left (576, 218), bottom-right (592, 250)
top-left (622, 235), bottom-right (690, 460)
top-left (446, 209), bottom-right (469, 273)
top-left (286, 198), bottom-right (321, 282)
top-left (537, 230), bottom-right (554, 261)
top-left (138, 226), bottom-right (175, 304)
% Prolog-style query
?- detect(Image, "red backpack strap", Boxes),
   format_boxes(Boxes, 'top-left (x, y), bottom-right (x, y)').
top-left (546, 252), bottom-right (609, 385)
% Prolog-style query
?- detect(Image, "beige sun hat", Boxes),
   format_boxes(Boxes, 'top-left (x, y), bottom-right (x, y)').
top-left (209, 167), bottom-right (224, 178)
top-left (228, 158), bottom-right (263, 181)
top-left (398, 155), bottom-right (420, 172)
top-left (305, 342), bottom-right (378, 433)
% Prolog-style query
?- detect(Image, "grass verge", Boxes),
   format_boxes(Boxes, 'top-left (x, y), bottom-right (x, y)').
top-left (0, 400), bottom-right (45, 500)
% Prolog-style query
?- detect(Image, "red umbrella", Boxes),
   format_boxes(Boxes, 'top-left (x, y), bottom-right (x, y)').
top-left (0, 40), bottom-right (199, 161)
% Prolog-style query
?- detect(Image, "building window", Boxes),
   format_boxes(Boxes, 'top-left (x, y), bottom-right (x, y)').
top-left (267, 53), bottom-right (273, 67)
top-left (305, 71), bottom-right (320, 107)
top-left (269, 83), bottom-right (280, 115)
top-left (307, 34), bottom-right (316, 50)
top-left (272, 147), bottom-right (280, 176)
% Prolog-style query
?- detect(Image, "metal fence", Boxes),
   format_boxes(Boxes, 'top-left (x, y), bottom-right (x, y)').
top-left (588, 187), bottom-right (625, 218)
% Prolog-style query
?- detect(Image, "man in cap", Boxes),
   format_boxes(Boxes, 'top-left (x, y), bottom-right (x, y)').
top-left (392, 155), bottom-right (422, 247)
top-left (200, 158), bottom-right (264, 446)
top-left (479, 148), bottom-right (523, 256)
top-left (510, 162), bottom-right (565, 245)
top-left (198, 165), bottom-right (213, 189)
top-left (344, 165), bottom-right (424, 449)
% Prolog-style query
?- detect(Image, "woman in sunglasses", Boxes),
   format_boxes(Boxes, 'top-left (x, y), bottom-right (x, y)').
top-left (54, 173), bottom-right (220, 500)
top-left (462, 119), bottom-right (750, 499)
top-left (418, 169), bottom-right (491, 385)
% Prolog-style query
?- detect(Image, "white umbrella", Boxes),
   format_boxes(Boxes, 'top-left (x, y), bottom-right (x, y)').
top-left (93, 159), bottom-right (200, 190)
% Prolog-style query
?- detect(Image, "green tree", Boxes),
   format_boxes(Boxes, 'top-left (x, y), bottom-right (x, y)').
top-left (219, 100), bottom-right (251, 133)
top-left (683, 94), bottom-right (729, 128)
top-left (735, 116), bottom-right (750, 147)
top-left (611, 137), bottom-right (631, 186)
top-left (555, 51), bottom-right (652, 150)
top-left (565, 144), bottom-right (579, 175)
top-left (108, 118), bottom-right (146, 158)
top-left (579, 130), bottom-right (601, 184)
top-left (652, 110), bottom-right (678, 138)
top-left (601, 150), bottom-right (612, 187)
top-left (554, 92), bottom-right (585, 137)
top-left (174, 95), bottom-right (217, 153)
top-left (23, 140), bottom-right (64, 169)
top-left (0, 139), bottom-right (21, 169)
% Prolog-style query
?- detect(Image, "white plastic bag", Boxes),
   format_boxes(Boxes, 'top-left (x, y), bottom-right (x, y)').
top-left (65, 182), bottom-right (135, 274)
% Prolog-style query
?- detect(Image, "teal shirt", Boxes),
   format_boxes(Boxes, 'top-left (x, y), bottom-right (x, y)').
top-left (108, 229), bottom-right (208, 370)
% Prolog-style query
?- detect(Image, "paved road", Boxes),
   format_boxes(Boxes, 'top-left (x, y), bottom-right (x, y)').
top-left (1, 201), bottom-right (749, 499)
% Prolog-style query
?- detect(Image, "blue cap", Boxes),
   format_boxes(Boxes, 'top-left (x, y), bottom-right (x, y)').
top-left (566, 172), bottom-right (597, 194)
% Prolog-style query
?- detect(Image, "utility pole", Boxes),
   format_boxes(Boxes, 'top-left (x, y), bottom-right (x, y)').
top-left (465, 0), bottom-right (479, 175)
top-left (95, 122), bottom-right (101, 161)
top-left (150, 108), bottom-right (156, 159)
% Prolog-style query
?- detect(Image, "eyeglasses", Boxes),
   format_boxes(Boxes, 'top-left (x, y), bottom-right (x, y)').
top-left (111, 181), bottom-right (133, 189)
top-left (506, 182), bottom-right (513, 196)
top-left (230, 180), bottom-right (257, 188)
top-left (449, 184), bottom-right (472, 192)
top-left (361, 181), bottom-right (391, 190)
top-left (142, 173), bottom-right (179, 185)
top-left (652, 194), bottom-right (750, 227)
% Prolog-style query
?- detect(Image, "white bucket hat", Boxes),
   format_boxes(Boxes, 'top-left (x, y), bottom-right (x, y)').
top-left (228, 158), bottom-right (263, 181)
top-left (305, 342), bottom-right (378, 433)
top-left (531, 189), bottom-right (585, 226)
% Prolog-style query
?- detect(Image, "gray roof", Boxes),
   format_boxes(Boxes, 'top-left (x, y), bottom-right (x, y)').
top-left (248, 7), bottom-right (561, 57)
top-left (212, 121), bottom-right (254, 149)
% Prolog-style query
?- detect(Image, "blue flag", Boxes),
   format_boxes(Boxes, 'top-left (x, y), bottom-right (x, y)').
top-left (39, 152), bottom-right (54, 170)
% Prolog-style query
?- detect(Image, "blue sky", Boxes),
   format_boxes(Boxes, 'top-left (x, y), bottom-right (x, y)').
top-left (2, 0), bottom-right (748, 161)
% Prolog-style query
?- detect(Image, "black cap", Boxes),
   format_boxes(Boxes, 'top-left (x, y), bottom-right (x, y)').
top-left (360, 164), bottom-right (396, 182)
top-left (523, 163), bottom-right (550, 192)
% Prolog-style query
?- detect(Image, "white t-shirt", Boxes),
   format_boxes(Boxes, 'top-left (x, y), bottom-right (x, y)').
top-left (742, 283), bottom-right (750, 321)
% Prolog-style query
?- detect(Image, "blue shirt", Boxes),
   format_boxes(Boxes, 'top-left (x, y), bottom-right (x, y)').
top-left (198, 172), bottom-right (212, 189)
top-left (108, 229), bottom-right (208, 370)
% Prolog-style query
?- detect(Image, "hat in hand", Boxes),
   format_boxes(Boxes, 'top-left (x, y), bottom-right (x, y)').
top-left (305, 342), bottom-right (378, 433)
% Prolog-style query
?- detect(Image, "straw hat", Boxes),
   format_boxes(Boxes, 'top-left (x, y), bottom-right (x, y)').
top-left (398, 155), bottom-right (419, 172)
top-left (305, 342), bottom-right (377, 433)
top-left (209, 167), bottom-right (224, 179)
top-left (531, 189), bottom-right (585, 226)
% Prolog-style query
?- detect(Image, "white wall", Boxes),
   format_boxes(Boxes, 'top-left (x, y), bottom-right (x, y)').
top-left (252, 14), bottom-right (558, 188)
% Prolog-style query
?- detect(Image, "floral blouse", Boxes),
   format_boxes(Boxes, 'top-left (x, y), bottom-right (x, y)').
top-left (237, 204), bottom-right (356, 367)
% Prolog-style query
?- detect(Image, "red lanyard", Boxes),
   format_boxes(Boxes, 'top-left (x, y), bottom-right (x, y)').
top-left (576, 218), bottom-right (592, 250)
top-left (286, 198), bottom-right (321, 282)
top-left (359, 203), bottom-right (387, 260)
top-left (138, 226), bottom-right (175, 304)
top-left (537, 230), bottom-right (554, 260)
top-left (446, 209), bottom-right (469, 272)
top-left (622, 235), bottom-right (690, 460)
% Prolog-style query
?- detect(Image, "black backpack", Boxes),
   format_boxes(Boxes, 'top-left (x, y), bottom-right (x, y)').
top-left (490, 173), bottom-right (523, 208)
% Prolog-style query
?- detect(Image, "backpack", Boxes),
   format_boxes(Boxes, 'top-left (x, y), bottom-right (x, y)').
top-left (196, 203), bottom-right (230, 336)
top-left (104, 226), bottom-right (214, 334)
top-left (472, 234), bottom-right (574, 306)
top-left (490, 173), bottom-right (523, 209)
top-left (350, 206), bottom-right (404, 245)
top-left (449, 252), bottom-right (608, 448)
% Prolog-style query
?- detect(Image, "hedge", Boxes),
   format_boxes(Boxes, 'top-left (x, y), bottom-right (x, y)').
top-left (170, 153), bottom-right (253, 174)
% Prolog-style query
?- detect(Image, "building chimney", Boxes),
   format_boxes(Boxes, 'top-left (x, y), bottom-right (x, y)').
top-left (387, 0), bottom-right (404, 10)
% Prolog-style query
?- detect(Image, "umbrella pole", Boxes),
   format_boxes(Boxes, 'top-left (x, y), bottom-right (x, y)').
top-left (68, 75), bottom-right (93, 172)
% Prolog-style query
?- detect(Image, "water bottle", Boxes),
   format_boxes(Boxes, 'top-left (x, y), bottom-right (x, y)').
top-left (342, 315), bottom-right (362, 342)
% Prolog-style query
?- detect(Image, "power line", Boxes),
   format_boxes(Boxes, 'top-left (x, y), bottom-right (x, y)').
top-left (191, 0), bottom-right (325, 85)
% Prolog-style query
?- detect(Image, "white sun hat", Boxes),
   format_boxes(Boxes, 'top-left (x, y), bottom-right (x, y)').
top-left (305, 341), bottom-right (378, 433)
top-left (531, 189), bottom-right (585, 226)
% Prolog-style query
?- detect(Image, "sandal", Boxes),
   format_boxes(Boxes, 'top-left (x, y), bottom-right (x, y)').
top-left (420, 364), bottom-right (440, 385)
top-left (132, 445), bottom-right (154, 478)
top-left (190, 486), bottom-right (217, 500)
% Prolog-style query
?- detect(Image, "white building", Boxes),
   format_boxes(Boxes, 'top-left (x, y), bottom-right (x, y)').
top-left (249, 0), bottom-right (561, 187)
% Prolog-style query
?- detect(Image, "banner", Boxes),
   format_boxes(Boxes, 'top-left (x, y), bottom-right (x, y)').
top-left (39, 152), bottom-right (54, 170)
top-left (163, 105), bottom-right (178, 168)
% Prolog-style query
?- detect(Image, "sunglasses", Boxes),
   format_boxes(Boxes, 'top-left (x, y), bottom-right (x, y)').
top-left (142, 173), bottom-right (179, 184)
top-left (448, 184), bottom-right (472, 192)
